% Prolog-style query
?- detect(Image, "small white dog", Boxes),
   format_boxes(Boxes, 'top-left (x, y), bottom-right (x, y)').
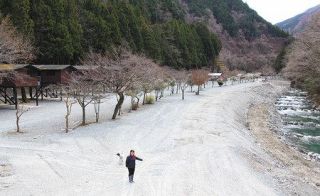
top-left (116, 153), bottom-right (123, 165)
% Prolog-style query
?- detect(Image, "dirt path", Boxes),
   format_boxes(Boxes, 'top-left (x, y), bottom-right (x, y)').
top-left (0, 81), bottom-right (318, 195)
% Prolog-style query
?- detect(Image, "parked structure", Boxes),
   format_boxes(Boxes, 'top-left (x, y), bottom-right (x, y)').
top-left (0, 64), bottom-right (39, 109)
top-left (0, 64), bottom-right (99, 109)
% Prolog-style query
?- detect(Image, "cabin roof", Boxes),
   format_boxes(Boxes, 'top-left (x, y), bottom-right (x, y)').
top-left (31, 65), bottom-right (73, 71)
top-left (0, 64), bottom-right (29, 71)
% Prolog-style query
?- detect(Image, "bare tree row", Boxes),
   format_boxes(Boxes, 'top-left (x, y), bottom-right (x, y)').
top-left (54, 48), bottom-right (212, 133)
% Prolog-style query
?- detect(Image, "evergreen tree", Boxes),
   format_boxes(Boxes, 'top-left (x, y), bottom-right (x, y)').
top-left (0, 0), bottom-right (223, 68)
top-left (0, 0), bottom-right (34, 37)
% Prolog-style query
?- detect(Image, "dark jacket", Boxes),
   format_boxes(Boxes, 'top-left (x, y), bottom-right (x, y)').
top-left (126, 155), bottom-right (143, 168)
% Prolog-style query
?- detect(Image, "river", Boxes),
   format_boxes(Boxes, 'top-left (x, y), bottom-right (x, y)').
top-left (276, 90), bottom-right (320, 157)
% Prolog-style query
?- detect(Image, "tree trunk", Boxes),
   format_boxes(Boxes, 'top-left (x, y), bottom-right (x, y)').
top-left (16, 116), bottom-right (20, 133)
top-left (65, 114), bottom-right (69, 133)
top-left (196, 85), bottom-right (200, 95)
top-left (156, 91), bottom-right (159, 101)
top-left (143, 92), bottom-right (146, 105)
top-left (112, 92), bottom-right (124, 120)
top-left (21, 87), bottom-right (27, 103)
top-left (81, 105), bottom-right (86, 125)
top-left (41, 89), bottom-right (44, 100)
top-left (35, 88), bottom-right (39, 106)
top-left (182, 89), bottom-right (185, 100)
top-left (96, 113), bottom-right (99, 123)
top-left (13, 87), bottom-right (18, 109)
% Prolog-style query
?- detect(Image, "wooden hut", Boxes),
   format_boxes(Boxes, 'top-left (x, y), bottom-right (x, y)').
top-left (30, 65), bottom-right (76, 86)
top-left (0, 64), bottom-right (39, 109)
top-left (27, 65), bottom-right (76, 100)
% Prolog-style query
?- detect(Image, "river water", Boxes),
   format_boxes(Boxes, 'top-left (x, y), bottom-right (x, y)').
top-left (276, 90), bottom-right (320, 156)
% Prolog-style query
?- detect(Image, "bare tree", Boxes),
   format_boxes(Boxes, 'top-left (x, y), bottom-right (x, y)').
top-left (93, 97), bottom-right (101, 123)
top-left (168, 80), bottom-right (175, 95)
top-left (284, 13), bottom-right (320, 101)
top-left (154, 79), bottom-right (167, 101)
top-left (0, 17), bottom-right (35, 64)
top-left (126, 85), bottom-right (143, 111)
top-left (60, 85), bottom-right (77, 133)
top-left (69, 73), bottom-right (97, 125)
top-left (16, 104), bottom-right (31, 133)
top-left (82, 48), bottom-right (158, 119)
top-left (0, 17), bottom-right (35, 102)
top-left (90, 80), bottom-right (107, 123)
top-left (138, 61), bottom-right (164, 104)
top-left (230, 76), bottom-right (238, 85)
top-left (64, 95), bottom-right (76, 132)
top-left (172, 69), bottom-right (190, 100)
top-left (141, 82), bottom-right (154, 105)
top-left (187, 78), bottom-right (194, 92)
top-left (191, 70), bottom-right (209, 95)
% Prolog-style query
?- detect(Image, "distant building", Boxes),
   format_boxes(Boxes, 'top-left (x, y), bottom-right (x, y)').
top-left (30, 65), bottom-right (76, 87)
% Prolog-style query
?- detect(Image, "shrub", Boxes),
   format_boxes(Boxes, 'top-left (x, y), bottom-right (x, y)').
top-left (217, 80), bottom-right (224, 87)
top-left (145, 95), bottom-right (155, 104)
top-left (131, 103), bottom-right (139, 110)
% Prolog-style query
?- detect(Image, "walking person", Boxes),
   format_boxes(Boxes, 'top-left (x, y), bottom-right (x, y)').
top-left (126, 150), bottom-right (143, 183)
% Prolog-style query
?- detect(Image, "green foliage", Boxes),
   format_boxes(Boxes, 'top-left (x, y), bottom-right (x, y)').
top-left (273, 39), bottom-right (292, 73)
top-left (217, 79), bottom-right (224, 86)
top-left (0, 0), bottom-right (287, 67)
top-left (273, 48), bottom-right (287, 73)
top-left (266, 23), bottom-right (289, 38)
top-left (153, 20), bottom-right (221, 69)
top-left (186, 0), bottom-right (239, 36)
top-left (30, 0), bottom-right (81, 64)
top-left (0, 0), bottom-right (34, 37)
top-left (0, 0), bottom-right (220, 69)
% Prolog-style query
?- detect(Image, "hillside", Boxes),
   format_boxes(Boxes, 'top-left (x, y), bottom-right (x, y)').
top-left (183, 0), bottom-right (289, 72)
top-left (283, 12), bottom-right (320, 104)
top-left (0, 0), bottom-right (288, 72)
top-left (277, 5), bottom-right (320, 35)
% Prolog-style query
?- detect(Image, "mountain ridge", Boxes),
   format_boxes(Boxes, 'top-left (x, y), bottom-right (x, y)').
top-left (277, 4), bottom-right (320, 35)
top-left (0, 0), bottom-right (288, 72)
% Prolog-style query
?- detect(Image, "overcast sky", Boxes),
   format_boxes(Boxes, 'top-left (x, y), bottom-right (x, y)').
top-left (243, 0), bottom-right (320, 24)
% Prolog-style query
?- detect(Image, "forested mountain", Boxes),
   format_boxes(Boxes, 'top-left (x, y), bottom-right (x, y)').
top-left (277, 5), bottom-right (320, 35)
top-left (184, 0), bottom-right (289, 71)
top-left (0, 0), bottom-right (288, 71)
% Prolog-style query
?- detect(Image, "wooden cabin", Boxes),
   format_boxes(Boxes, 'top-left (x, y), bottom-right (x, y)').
top-left (30, 65), bottom-right (76, 87)
top-left (0, 64), bottom-right (39, 108)
top-left (0, 64), bottom-right (97, 109)
top-left (0, 64), bottom-right (38, 87)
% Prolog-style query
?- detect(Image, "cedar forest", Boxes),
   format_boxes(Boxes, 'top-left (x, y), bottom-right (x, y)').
top-left (0, 0), bottom-right (287, 70)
